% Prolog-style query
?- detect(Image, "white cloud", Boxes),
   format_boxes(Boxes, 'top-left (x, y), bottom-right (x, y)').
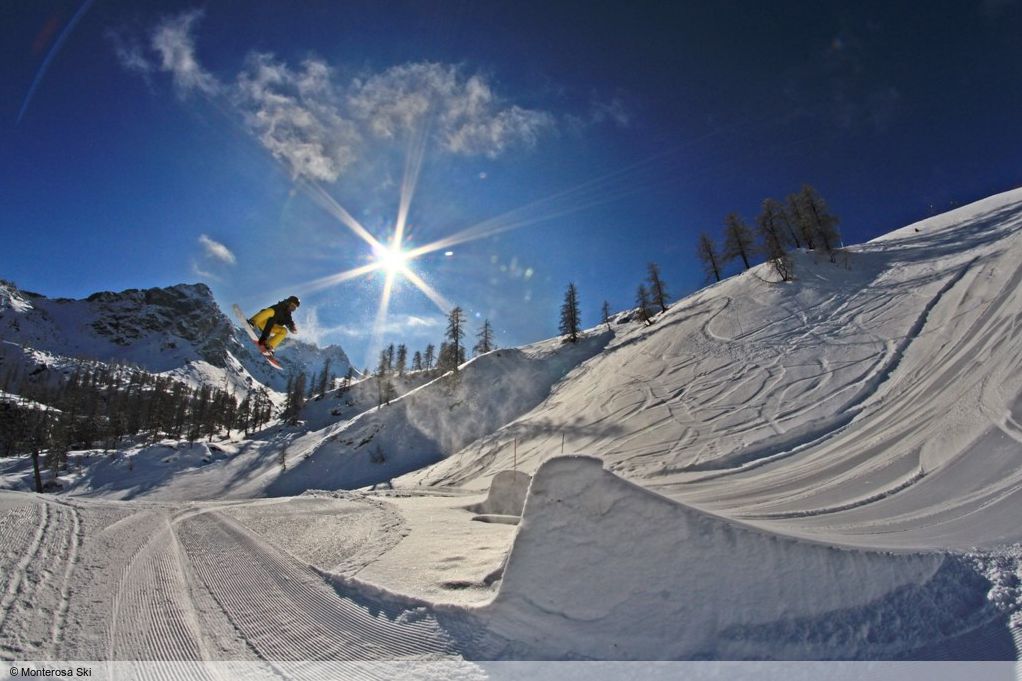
top-left (329, 314), bottom-right (444, 339)
top-left (116, 14), bottom-right (559, 181)
top-left (349, 63), bottom-right (555, 157)
top-left (198, 234), bottom-right (236, 264)
top-left (190, 260), bottom-right (221, 282)
top-left (348, 62), bottom-right (442, 139)
top-left (404, 315), bottom-right (444, 329)
top-left (150, 10), bottom-right (220, 97)
top-left (590, 97), bottom-right (632, 128)
top-left (108, 30), bottom-right (153, 76)
top-left (294, 308), bottom-right (444, 347)
top-left (233, 54), bottom-right (360, 182)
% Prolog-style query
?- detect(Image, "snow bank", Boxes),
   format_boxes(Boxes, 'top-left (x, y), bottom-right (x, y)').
top-left (59, 442), bottom-right (232, 499)
top-left (466, 470), bottom-right (531, 517)
top-left (484, 456), bottom-right (1015, 660)
top-left (265, 338), bottom-right (610, 495)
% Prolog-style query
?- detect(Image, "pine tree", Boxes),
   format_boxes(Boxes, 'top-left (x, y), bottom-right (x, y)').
top-left (723, 213), bottom-right (755, 270)
top-left (757, 198), bottom-right (794, 281)
top-left (559, 283), bottom-right (582, 342)
top-left (636, 284), bottom-right (654, 325)
top-left (697, 232), bottom-right (723, 283)
top-left (646, 262), bottom-right (670, 314)
top-left (424, 344), bottom-right (435, 371)
top-left (445, 307), bottom-right (467, 370)
top-left (601, 300), bottom-right (611, 329)
top-left (317, 358), bottom-right (332, 396)
top-left (412, 351), bottom-right (423, 372)
top-left (237, 395), bottom-right (252, 436)
top-left (799, 184), bottom-right (841, 261)
top-left (779, 198), bottom-right (802, 249)
top-left (474, 319), bottom-right (495, 355)
top-left (375, 369), bottom-right (391, 407)
top-left (282, 373), bottom-right (306, 425)
top-left (787, 193), bottom-right (816, 250)
top-left (395, 345), bottom-right (407, 376)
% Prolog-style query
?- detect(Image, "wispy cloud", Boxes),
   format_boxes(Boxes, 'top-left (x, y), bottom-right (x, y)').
top-left (114, 12), bottom-right (560, 182)
top-left (565, 94), bottom-right (633, 135)
top-left (233, 54), bottom-right (359, 182)
top-left (198, 234), bottom-right (236, 264)
top-left (190, 260), bottom-right (221, 282)
top-left (330, 314), bottom-right (443, 339)
top-left (112, 10), bottom-right (220, 97)
top-left (349, 63), bottom-right (555, 157)
top-left (153, 10), bottom-right (220, 96)
top-left (109, 31), bottom-right (153, 76)
top-left (589, 96), bottom-right (632, 128)
top-left (294, 307), bottom-right (444, 347)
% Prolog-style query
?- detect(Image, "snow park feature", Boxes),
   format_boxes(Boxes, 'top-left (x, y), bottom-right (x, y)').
top-left (466, 469), bottom-right (532, 520)
top-left (2, 190), bottom-right (1022, 666)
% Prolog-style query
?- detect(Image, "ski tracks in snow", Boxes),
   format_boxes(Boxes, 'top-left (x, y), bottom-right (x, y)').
top-left (2, 496), bottom-right (474, 663)
top-left (106, 508), bottom-right (212, 661)
top-left (0, 496), bottom-right (81, 659)
top-left (176, 509), bottom-right (462, 662)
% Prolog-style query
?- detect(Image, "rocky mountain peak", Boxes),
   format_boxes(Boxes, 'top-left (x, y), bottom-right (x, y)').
top-left (0, 279), bottom-right (353, 394)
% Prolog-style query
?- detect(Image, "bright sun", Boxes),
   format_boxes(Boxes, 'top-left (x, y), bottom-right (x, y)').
top-left (375, 242), bottom-right (409, 275)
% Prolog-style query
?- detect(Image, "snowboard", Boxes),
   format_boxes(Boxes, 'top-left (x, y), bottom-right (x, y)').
top-left (232, 304), bottom-right (283, 370)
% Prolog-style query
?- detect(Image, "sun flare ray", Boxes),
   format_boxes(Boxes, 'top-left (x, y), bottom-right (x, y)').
top-left (285, 132), bottom-right (699, 357)
top-left (402, 268), bottom-right (451, 313)
top-left (292, 262), bottom-right (382, 298)
top-left (367, 270), bottom-right (397, 368)
top-left (300, 178), bottom-right (383, 250)
top-left (395, 119), bottom-right (430, 248)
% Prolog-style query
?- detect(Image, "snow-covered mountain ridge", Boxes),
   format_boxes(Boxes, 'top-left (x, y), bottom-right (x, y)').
top-left (0, 280), bottom-right (352, 393)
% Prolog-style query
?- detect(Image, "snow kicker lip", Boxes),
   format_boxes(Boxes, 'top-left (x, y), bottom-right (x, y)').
top-left (482, 456), bottom-right (1016, 660)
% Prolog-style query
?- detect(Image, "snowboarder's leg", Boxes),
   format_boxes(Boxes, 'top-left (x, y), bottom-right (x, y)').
top-left (250, 308), bottom-right (277, 345)
top-left (266, 324), bottom-right (288, 350)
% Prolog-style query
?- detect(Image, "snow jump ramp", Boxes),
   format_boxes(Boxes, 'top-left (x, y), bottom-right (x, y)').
top-left (466, 469), bottom-right (532, 519)
top-left (481, 456), bottom-right (1016, 660)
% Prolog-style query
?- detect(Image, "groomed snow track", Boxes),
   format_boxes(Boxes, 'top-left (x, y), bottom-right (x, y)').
top-left (0, 492), bottom-right (487, 663)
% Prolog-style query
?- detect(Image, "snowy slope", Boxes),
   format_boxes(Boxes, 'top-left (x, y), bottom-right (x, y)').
top-left (402, 189), bottom-right (1022, 550)
top-left (264, 335), bottom-right (611, 494)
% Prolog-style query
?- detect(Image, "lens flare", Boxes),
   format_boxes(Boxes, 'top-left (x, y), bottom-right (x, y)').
top-left (374, 241), bottom-right (410, 276)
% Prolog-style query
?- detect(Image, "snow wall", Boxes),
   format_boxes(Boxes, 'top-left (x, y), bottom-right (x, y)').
top-left (267, 340), bottom-right (609, 495)
top-left (484, 456), bottom-right (1016, 660)
top-left (466, 470), bottom-right (532, 516)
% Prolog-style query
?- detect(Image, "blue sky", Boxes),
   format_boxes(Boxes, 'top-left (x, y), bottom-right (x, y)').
top-left (2, 0), bottom-right (1021, 368)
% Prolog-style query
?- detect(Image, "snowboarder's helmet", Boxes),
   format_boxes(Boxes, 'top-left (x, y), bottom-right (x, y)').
top-left (287, 296), bottom-right (301, 308)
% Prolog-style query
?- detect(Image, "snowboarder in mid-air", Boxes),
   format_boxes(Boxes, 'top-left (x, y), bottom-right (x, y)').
top-left (248, 296), bottom-right (300, 356)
